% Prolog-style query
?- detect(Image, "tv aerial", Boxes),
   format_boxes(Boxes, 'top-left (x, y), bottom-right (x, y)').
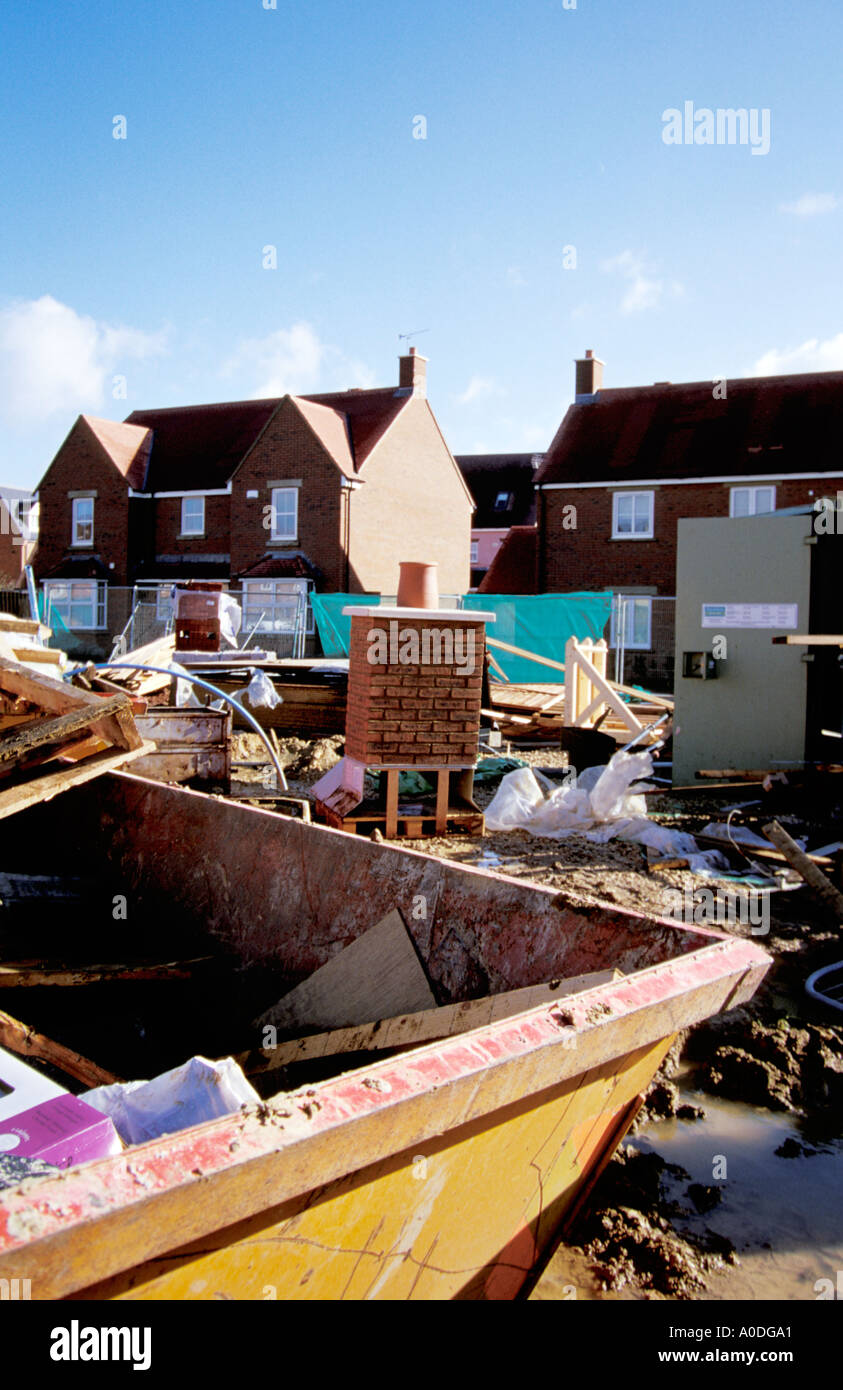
top-left (398, 329), bottom-right (430, 348)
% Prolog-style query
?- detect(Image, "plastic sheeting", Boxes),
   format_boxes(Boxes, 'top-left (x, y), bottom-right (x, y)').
top-left (485, 750), bottom-right (728, 871)
top-left (462, 592), bottom-right (613, 683)
top-left (81, 1056), bottom-right (260, 1146)
top-left (311, 591), bottom-right (613, 681)
top-left (311, 593), bottom-right (378, 657)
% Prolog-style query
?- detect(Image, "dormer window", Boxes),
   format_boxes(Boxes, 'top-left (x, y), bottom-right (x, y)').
top-left (181, 496), bottom-right (205, 536)
top-left (72, 497), bottom-right (94, 547)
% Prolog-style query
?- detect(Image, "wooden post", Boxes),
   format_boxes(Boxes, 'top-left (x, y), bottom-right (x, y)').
top-left (385, 769), bottom-right (399, 838)
top-left (763, 820), bottom-right (843, 922)
top-left (435, 770), bottom-right (449, 835)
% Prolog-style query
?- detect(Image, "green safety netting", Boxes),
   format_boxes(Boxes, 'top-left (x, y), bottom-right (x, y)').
top-left (311, 591), bottom-right (613, 683)
top-left (462, 592), bottom-right (613, 683)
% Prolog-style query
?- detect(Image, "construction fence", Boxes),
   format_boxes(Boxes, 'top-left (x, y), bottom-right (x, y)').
top-left (19, 584), bottom-right (676, 693)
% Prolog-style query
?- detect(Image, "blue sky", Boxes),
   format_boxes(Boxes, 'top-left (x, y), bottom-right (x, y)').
top-left (2, 0), bottom-right (842, 487)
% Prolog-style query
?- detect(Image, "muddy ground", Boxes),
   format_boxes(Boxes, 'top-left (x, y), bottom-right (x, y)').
top-left (234, 732), bottom-right (843, 1297)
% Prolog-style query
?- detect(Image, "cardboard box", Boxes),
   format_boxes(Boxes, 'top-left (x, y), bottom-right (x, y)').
top-left (0, 1094), bottom-right (122, 1168)
top-left (0, 1043), bottom-right (66, 1122)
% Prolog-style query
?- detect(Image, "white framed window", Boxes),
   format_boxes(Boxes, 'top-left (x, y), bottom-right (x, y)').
top-left (270, 487), bottom-right (298, 541)
top-left (71, 497), bottom-right (94, 547)
top-left (470, 540), bottom-right (479, 565)
top-left (612, 491), bottom-right (654, 539)
top-left (180, 496), bottom-right (205, 536)
top-left (610, 595), bottom-right (652, 650)
top-left (43, 580), bottom-right (107, 630)
top-left (730, 485), bottom-right (775, 517)
top-left (242, 579), bottom-right (313, 635)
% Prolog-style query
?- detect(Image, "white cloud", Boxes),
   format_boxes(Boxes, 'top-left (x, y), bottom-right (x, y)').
top-left (0, 295), bottom-right (166, 426)
top-left (455, 375), bottom-right (501, 406)
top-left (752, 333), bottom-right (843, 376)
top-left (600, 250), bottom-right (681, 315)
top-left (780, 192), bottom-right (840, 218)
top-left (223, 321), bottom-right (377, 397)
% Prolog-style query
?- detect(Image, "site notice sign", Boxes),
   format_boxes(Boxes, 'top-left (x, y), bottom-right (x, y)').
top-left (701, 602), bottom-right (799, 629)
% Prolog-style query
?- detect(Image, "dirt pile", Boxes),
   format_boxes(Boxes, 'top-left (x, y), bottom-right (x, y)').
top-left (569, 1147), bottom-right (737, 1297)
top-left (686, 1015), bottom-right (843, 1114)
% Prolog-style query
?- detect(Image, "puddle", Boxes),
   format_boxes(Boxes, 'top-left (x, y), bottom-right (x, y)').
top-left (532, 1083), bottom-right (843, 1301)
top-left (632, 1087), bottom-right (843, 1301)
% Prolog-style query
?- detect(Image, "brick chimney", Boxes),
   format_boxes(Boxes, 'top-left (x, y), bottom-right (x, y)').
top-left (575, 349), bottom-right (604, 399)
top-left (399, 347), bottom-right (427, 397)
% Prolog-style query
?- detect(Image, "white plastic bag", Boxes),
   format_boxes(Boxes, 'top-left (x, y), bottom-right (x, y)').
top-left (245, 668), bottom-right (282, 709)
top-left (219, 594), bottom-right (242, 648)
top-left (168, 661), bottom-right (202, 707)
top-left (81, 1056), bottom-right (260, 1146)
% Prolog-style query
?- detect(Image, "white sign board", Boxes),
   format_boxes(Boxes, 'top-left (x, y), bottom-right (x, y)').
top-left (701, 603), bottom-right (798, 629)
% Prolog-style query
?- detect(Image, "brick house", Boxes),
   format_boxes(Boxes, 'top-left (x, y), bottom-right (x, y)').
top-left (32, 350), bottom-right (473, 651)
top-left (535, 352), bottom-right (843, 685)
top-left (0, 487), bottom-right (38, 589)
top-left (455, 453), bottom-right (541, 588)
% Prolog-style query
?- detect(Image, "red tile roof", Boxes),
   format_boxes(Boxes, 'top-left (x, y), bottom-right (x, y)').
top-left (477, 526), bottom-right (538, 594)
top-left (82, 416), bottom-right (152, 490)
top-left (238, 553), bottom-right (320, 580)
top-left (122, 387), bottom-right (412, 493)
top-left (536, 370), bottom-right (843, 487)
top-left (297, 388), bottom-right (409, 467)
top-left (125, 401), bottom-right (279, 492)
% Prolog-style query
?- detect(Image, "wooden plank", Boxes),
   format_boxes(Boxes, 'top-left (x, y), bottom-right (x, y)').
top-left (435, 769), bottom-right (449, 834)
top-left (0, 616), bottom-right (40, 636)
top-left (486, 636), bottom-right (566, 675)
top-left (609, 680), bottom-right (674, 709)
top-left (0, 741), bottom-right (154, 821)
top-left (763, 820), bottom-right (843, 921)
top-left (0, 1009), bottom-right (119, 1087)
top-left (771, 634), bottom-right (843, 646)
top-left (11, 647), bottom-right (63, 666)
top-left (567, 640), bottom-right (643, 736)
top-left (0, 655), bottom-right (106, 716)
top-left (243, 969), bottom-right (620, 1074)
top-left (385, 768), bottom-right (399, 838)
top-left (486, 649), bottom-right (510, 682)
top-left (0, 956), bottom-right (212, 987)
top-left (255, 910), bottom-right (436, 1035)
top-left (0, 694), bottom-right (132, 765)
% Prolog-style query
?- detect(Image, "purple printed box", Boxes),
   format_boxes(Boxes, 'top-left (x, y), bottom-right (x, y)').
top-left (0, 1094), bottom-right (122, 1169)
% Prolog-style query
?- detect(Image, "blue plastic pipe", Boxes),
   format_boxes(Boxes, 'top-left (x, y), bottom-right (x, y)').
top-left (76, 662), bottom-right (288, 791)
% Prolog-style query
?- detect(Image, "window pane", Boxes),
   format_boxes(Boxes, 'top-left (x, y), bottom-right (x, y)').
top-left (271, 489), bottom-right (297, 538)
top-left (630, 599), bottom-right (650, 646)
top-left (182, 497), bottom-right (204, 533)
top-left (755, 487), bottom-right (774, 514)
top-left (615, 495), bottom-right (634, 532)
top-left (633, 496), bottom-right (651, 533)
top-left (731, 489), bottom-right (750, 517)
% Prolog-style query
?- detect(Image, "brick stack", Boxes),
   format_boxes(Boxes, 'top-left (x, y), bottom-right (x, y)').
top-left (344, 609), bottom-right (488, 767)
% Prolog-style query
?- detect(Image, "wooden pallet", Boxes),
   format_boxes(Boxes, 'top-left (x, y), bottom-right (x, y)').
top-left (0, 655), bottom-right (151, 818)
top-left (320, 802), bottom-right (484, 839)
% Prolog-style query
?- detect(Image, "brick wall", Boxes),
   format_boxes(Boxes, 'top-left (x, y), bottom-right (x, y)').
top-left (0, 502), bottom-right (26, 586)
top-left (347, 398), bottom-right (472, 595)
top-left (230, 398), bottom-right (344, 586)
top-left (32, 419), bottom-right (131, 584)
top-left (345, 614), bottom-right (485, 766)
top-left (539, 477), bottom-right (843, 594)
top-left (154, 494), bottom-right (231, 558)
